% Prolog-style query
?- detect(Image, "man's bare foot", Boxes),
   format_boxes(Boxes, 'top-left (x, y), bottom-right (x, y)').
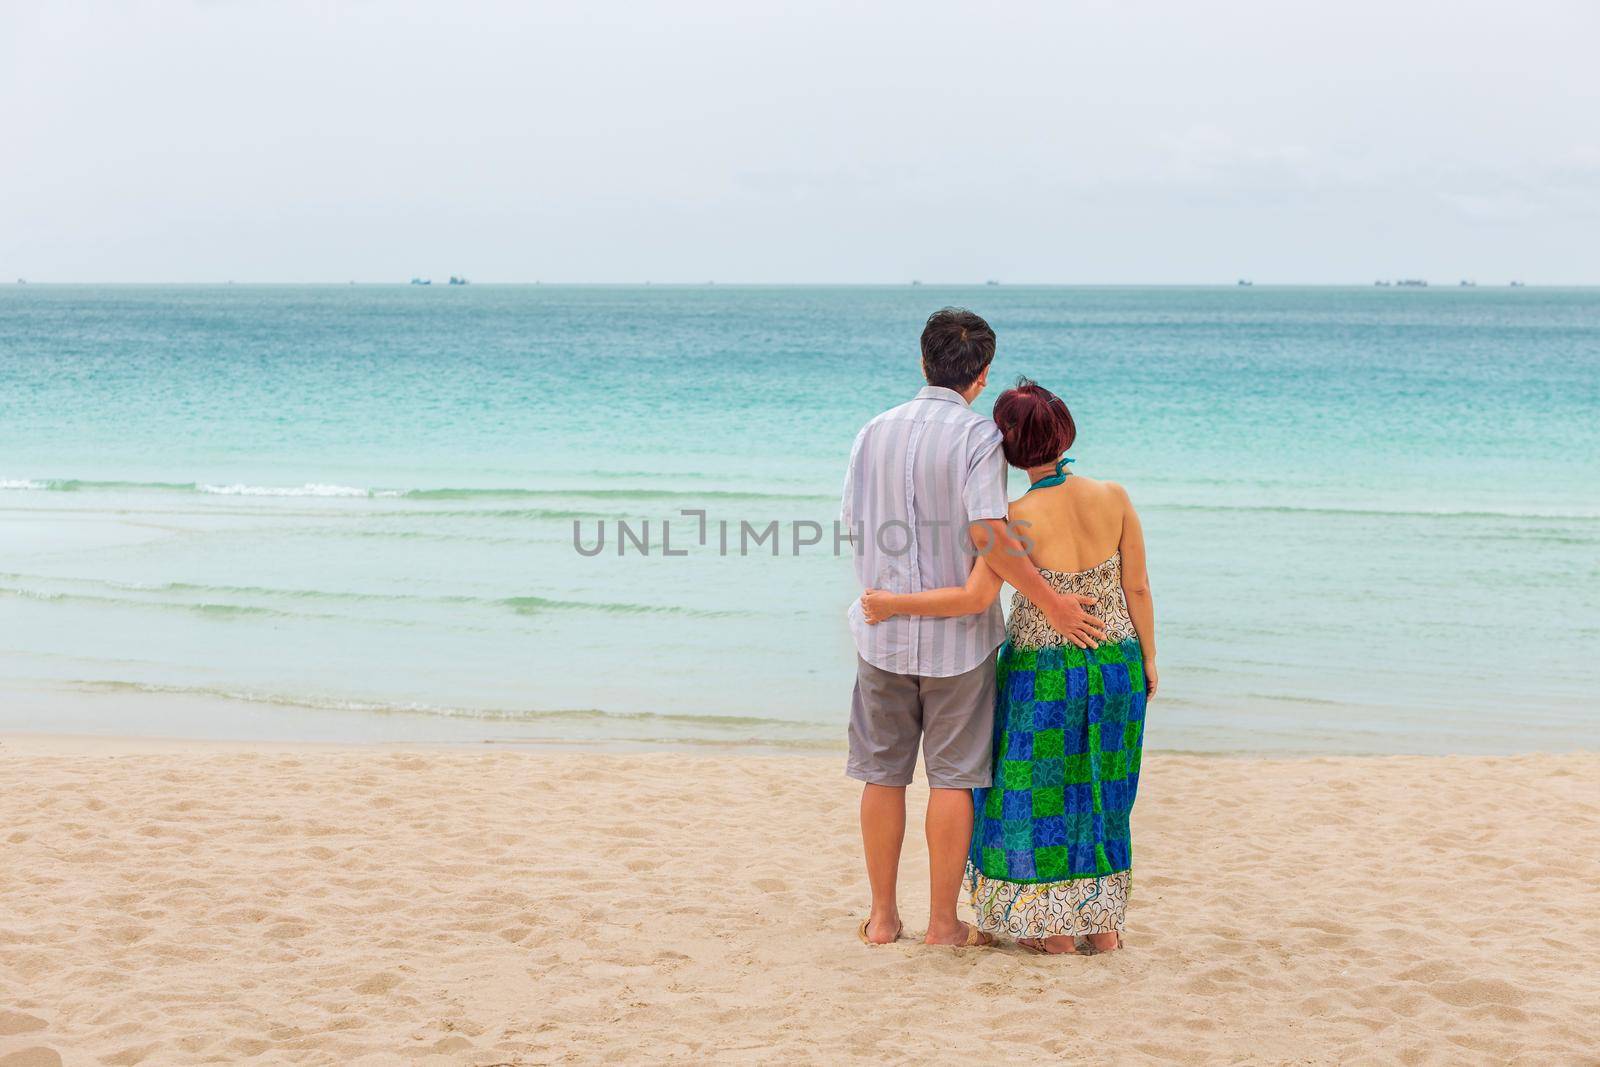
top-left (924, 920), bottom-right (993, 947)
top-left (862, 912), bottom-right (902, 945)
top-left (1084, 931), bottom-right (1121, 953)
top-left (1018, 935), bottom-right (1078, 954)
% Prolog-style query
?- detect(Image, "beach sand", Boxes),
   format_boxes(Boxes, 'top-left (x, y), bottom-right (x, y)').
top-left (0, 737), bottom-right (1596, 1065)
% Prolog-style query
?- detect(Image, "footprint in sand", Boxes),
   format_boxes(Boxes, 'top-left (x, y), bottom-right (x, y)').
top-left (355, 972), bottom-right (404, 995)
top-left (1425, 977), bottom-right (1529, 1008)
top-left (0, 1011), bottom-right (57, 1067)
top-left (0, 1012), bottom-right (47, 1037)
top-left (0, 1048), bottom-right (63, 1067)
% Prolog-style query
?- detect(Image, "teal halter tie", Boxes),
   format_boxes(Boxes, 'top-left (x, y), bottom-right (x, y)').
top-left (1025, 455), bottom-right (1073, 493)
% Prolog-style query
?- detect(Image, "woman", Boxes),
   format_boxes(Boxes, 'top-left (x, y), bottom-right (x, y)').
top-left (860, 378), bottom-right (1157, 954)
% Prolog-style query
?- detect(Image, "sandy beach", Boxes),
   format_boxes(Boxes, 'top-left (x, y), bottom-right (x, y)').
top-left (0, 737), bottom-right (1595, 1065)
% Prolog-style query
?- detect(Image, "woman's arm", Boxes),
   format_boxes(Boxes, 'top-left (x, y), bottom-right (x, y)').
top-left (1114, 484), bottom-right (1158, 699)
top-left (860, 557), bottom-right (1003, 623)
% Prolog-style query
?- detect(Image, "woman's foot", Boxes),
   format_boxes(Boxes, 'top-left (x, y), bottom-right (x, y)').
top-left (1083, 931), bottom-right (1122, 953)
top-left (1017, 935), bottom-right (1077, 955)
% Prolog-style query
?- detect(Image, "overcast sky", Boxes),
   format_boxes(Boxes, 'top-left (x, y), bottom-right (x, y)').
top-left (3, 1), bottom-right (1596, 283)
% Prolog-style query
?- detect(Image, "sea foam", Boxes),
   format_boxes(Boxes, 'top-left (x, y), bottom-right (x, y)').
top-left (198, 483), bottom-right (385, 498)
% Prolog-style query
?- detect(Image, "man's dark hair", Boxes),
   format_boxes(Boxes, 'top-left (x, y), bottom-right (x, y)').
top-left (920, 308), bottom-right (996, 391)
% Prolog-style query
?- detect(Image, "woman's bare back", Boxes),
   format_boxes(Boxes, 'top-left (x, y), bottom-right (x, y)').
top-left (1009, 474), bottom-right (1127, 572)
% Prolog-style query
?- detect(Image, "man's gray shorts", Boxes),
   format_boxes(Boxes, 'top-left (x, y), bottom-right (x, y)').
top-left (846, 649), bottom-right (997, 790)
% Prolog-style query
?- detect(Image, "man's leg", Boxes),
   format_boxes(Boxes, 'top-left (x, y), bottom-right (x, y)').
top-left (924, 786), bottom-right (975, 943)
top-left (845, 657), bottom-right (921, 944)
top-left (859, 784), bottom-right (906, 943)
top-left (918, 651), bottom-right (997, 946)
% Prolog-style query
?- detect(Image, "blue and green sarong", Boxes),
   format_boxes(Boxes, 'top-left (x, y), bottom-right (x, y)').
top-left (966, 636), bottom-right (1147, 937)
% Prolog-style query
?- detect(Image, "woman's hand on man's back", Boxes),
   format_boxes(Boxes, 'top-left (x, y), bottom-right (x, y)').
top-left (860, 589), bottom-right (896, 625)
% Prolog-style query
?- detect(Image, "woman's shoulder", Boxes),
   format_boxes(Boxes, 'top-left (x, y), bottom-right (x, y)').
top-left (1067, 476), bottom-right (1135, 521)
top-left (1069, 474), bottom-right (1130, 500)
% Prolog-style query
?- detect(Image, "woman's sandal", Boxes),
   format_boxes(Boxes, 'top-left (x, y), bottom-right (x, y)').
top-left (1078, 933), bottom-right (1124, 955)
top-left (856, 918), bottom-right (904, 946)
top-left (1017, 936), bottom-right (1078, 955)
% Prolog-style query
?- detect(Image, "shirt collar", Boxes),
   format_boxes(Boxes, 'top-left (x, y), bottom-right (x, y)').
top-left (915, 385), bottom-right (971, 407)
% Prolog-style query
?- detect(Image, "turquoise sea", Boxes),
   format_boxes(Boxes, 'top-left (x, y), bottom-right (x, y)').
top-left (1, 285), bottom-right (1595, 753)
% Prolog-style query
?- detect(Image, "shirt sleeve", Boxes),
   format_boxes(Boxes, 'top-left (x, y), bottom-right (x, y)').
top-left (840, 426), bottom-right (867, 531)
top-left (963, 430), bottom-right (1009, 521)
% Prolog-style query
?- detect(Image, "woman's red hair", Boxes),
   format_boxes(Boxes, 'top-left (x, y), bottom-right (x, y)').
top-left (992, 377), bottom-right (1076, 469)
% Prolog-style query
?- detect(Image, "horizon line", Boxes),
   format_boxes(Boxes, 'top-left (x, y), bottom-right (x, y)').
top-left (3, 279), bottom-right (1583, 288)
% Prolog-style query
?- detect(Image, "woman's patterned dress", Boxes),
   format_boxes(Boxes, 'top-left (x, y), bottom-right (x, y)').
top-left (965, 552), bottom-right (1147, 938)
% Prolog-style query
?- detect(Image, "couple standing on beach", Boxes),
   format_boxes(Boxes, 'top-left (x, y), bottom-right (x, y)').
top-left (842, 308), bottom-right (1157, 955)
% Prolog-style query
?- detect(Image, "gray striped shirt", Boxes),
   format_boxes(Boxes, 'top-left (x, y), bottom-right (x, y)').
top-left (842, 386), bottom-right (1009, 677)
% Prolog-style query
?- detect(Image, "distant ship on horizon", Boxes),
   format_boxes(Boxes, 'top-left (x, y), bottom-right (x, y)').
top-left (1236, 279), bottom-right (1253, 287)
top-left (1396, 279), bottom-right (1428, 287)
top-left (410, 277), bottom-right (431, 286)
top-left (448, 275), bottom-right (469, 286)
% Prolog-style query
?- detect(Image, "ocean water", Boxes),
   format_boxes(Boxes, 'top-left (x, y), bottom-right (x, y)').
top-left (1, 284), bottom-right (1596, 753)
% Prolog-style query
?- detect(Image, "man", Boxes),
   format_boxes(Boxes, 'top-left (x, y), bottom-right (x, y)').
top-left (841, 307), bottom-right (1104, 947)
